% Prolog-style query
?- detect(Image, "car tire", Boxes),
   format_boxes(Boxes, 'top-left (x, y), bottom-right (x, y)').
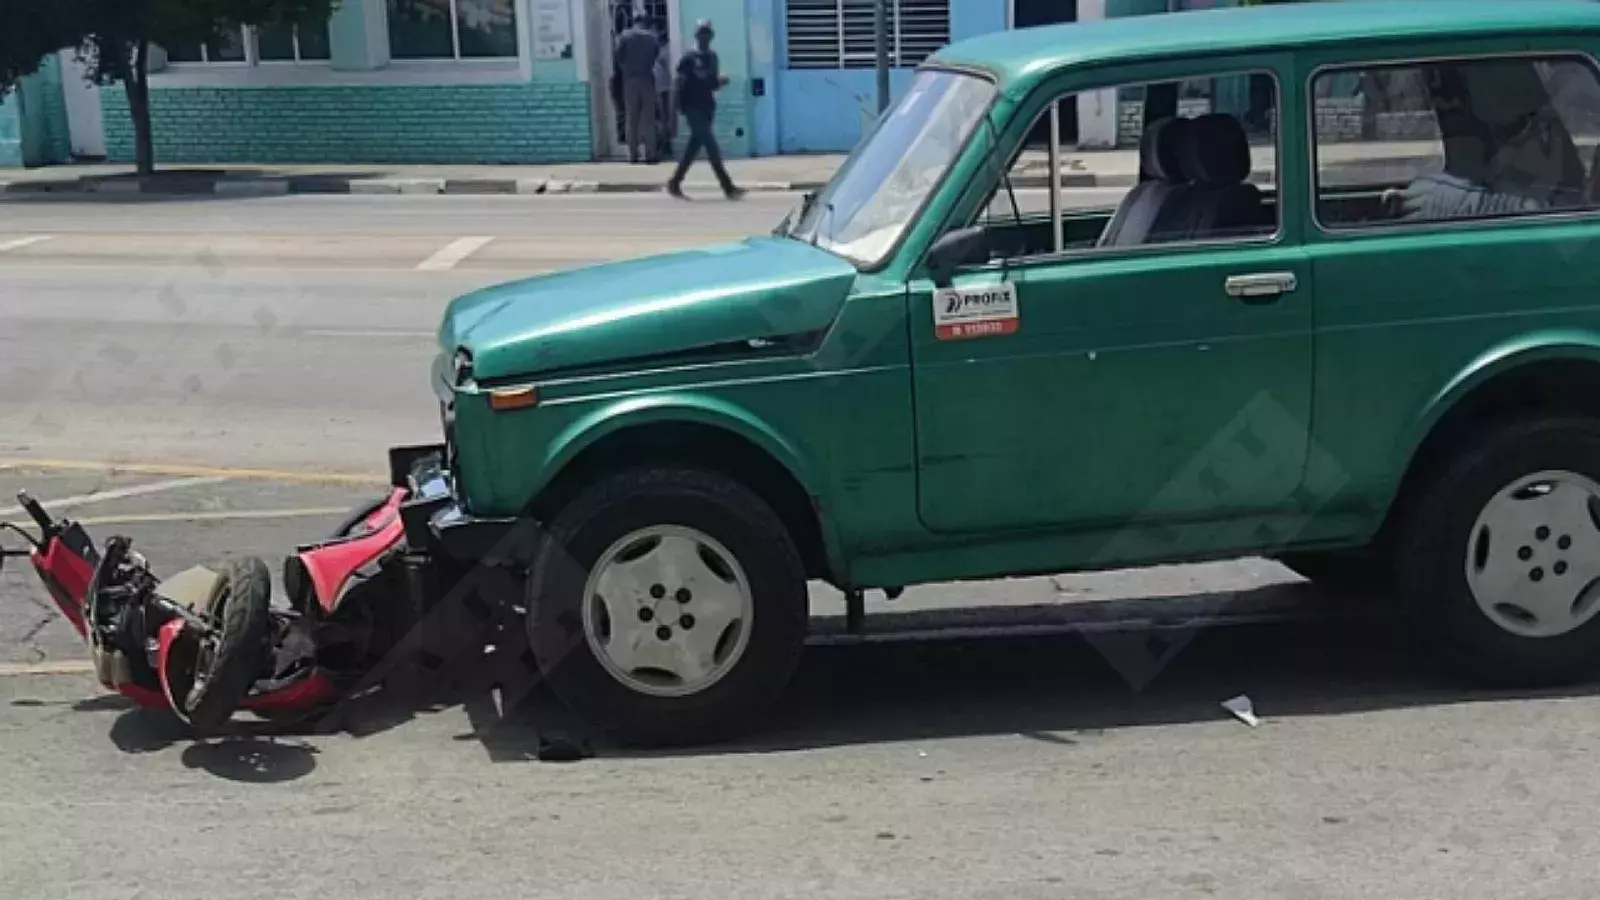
top-left (1275, 550), bottom-right (1391, 595)
top-left (1396, 414), bottom-right (1600, 688)
top-left (527, 466), bottom-right (808, 747)
top-left (182, 558), bottom-right (274, 734)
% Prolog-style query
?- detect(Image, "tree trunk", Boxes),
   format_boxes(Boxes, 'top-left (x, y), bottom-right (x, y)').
top-left (126, 40), bottom-right (154, 176)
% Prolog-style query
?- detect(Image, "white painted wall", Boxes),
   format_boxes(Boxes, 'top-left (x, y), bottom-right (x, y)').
top-left (58, 49), bottom-right (105, 158)
top-left (1074, 0), bottom-right (1119, 149)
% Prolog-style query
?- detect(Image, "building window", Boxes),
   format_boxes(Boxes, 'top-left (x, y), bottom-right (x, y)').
top-left (165, 29), bottom-right (247, 64)
top-left (259, 21), bottom-right (332, 62)
top-left (785, 0), bottom-right (950, 70)
top-left (389, 0), bottom-right (519, 60)
top-left (166, 22), bottom-right (330, 64)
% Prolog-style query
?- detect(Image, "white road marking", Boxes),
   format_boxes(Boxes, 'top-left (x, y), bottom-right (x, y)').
top-left (304, 329), bottom-right (437, 339)
top-left (0, 235), bottom-right (52, 254)
top-left (67, 506), bottom-right (350, 525)
top-left (0, 476), bottom-right (227, 517)
top-left (0, 660), bottom-right (94, 677)
top-left (416, 235), bottom-right (494, 271)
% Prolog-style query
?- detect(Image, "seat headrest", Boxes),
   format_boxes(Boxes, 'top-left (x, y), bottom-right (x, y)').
top-left (1140, 116), bottom-right (1190, 183)
top-left (1179, 114), bottom-right (1252, 187)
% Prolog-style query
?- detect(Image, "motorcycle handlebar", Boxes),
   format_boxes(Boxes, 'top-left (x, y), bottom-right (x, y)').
top-left (14, 492), bottom-right (54, 536)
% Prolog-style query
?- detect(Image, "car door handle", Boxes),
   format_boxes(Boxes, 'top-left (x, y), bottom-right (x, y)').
top-left (1225, 272), bottom-right (1298, 302)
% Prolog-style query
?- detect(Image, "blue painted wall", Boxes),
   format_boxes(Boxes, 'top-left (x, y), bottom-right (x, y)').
top-left (747, 0), bottom-right (781, 155)
top-left (773, 0), bottom-right (1008, 153)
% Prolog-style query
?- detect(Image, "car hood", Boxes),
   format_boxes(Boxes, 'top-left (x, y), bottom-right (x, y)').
top-left (440, 237), bottom-right (860, 381)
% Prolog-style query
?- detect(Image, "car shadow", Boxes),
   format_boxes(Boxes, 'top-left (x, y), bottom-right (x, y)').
top-left (475, 584), bottom-right (1600, 760)
top-left (88, 582), bottom-right (1600, 767)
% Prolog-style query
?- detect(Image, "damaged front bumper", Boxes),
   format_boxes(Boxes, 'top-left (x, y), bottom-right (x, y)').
top-left (388, 444), bottom-right (538, 569)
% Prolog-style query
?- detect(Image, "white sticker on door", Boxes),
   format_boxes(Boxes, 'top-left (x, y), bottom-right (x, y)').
top-left (932, 283), bottom-right (1019, 341)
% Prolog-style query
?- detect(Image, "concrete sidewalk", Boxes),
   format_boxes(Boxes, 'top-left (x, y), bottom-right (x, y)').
top-left (0, 139), bottom-right (1443, 198)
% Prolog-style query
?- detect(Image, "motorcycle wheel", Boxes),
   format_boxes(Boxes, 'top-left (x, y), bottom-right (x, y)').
top-left (179, 558), bottom-right (273, 734)
top-left (329, 495), bottom-right (391, 539)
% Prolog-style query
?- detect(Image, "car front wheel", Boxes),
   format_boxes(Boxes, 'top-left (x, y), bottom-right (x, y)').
top-left (1397, 415), bottom-right (1600, 687)
top-left (526, 466), bottom-right (808, 746)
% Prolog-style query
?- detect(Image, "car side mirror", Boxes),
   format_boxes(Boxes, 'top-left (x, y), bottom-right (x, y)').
top-left (926, 227), bottom-right (990, 288)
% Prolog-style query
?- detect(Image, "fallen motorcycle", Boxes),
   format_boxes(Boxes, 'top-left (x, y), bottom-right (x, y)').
top-left (0, 484), bottom-right (435, 733)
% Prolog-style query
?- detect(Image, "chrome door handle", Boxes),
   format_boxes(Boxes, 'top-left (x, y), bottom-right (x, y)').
top-left (1225, 272), bottom-right (1298, 302)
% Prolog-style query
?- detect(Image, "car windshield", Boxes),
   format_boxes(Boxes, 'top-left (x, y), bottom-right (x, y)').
top-left (787, 69), bottom-right (996, 268)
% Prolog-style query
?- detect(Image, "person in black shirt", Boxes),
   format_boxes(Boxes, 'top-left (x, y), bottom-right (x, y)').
top-left (667, 20), bottom-right (744, 200)
top-left (615, 13), bottom-right (662, 164)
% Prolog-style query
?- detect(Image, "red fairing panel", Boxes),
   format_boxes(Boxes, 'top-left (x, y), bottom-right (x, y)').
top-left (29, 541), bottom-right (93, 639)
top-left (239, 670), bottom-right (341, 711)
top-left (300, 488), bottom-right (407, 614)
top-left (154, 618), bottom-right (190, 713)
top-left (117, 684), bottom-right (169, 709)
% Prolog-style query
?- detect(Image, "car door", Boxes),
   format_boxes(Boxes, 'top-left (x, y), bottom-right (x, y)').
top-left (910, 60), bottom-right (1316, 538)
top-left (1301, 44), bottom-right (1600, 518)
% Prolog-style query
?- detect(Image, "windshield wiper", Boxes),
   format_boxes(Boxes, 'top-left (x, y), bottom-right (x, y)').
top-left (812, 202), bottom-right (836, 248)
top-left (775, 191), bottom-right (819, 238)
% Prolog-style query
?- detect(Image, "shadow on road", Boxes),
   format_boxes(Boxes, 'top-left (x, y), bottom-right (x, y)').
top-left (0, 169), bottom-right (387, 203)
top-left (76, 582), bottom-right (1600, 768)
top-left (475, 584), bottom-right (1600, 760)
top-left (180, 737), bottom-right (318, 783)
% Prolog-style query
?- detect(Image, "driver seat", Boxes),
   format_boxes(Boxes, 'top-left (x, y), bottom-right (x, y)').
top-left (1097, 117), bottom-right (1193, 247)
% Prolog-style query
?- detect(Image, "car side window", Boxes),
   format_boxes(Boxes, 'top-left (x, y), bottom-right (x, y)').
top-left (1313, 55), bottom-right (1600, 230)
top-left (973, 69), bottom-right (1281, 264)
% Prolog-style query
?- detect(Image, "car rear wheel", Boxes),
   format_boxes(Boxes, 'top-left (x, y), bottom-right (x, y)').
top-left (527, 466), bottom-right (808, 747)
top-left (1397, 415), bottom-right (1600, 687)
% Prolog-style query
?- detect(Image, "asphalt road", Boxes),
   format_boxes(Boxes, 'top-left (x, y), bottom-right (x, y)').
top-left (3, 191), bottom-right (1598, 900)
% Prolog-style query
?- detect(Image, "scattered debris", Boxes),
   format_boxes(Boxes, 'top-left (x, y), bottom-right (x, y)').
top-left (536, 735), bottom-right (592, 763)
top-left (1221, 694), bottom-right (1260, 727)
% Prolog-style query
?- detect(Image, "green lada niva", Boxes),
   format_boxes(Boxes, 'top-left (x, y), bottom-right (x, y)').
top-left (400, 0), bottom-right (1600, 744)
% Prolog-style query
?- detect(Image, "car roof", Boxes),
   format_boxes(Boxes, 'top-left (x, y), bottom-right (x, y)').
top-left (931, 0), bottom-right (1600, 93)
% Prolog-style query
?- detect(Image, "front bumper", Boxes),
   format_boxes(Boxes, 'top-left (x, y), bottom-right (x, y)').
top-left (389, 445), bottom-right (538, 567)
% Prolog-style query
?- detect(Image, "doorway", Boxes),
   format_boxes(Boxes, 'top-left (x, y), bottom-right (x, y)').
top-left (588, 0), bottom-right (680, 159)
top-left (1012, 0), bottom-right (1078, 144)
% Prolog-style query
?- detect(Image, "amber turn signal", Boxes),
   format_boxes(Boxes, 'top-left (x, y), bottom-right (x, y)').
top-left (488, 385), bottom-right (539, 411)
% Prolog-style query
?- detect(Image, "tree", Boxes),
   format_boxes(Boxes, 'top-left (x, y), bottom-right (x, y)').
top-left (0, 1), bottom-right (78, 88)
top-left (1, 0), bottom-right (337, 175)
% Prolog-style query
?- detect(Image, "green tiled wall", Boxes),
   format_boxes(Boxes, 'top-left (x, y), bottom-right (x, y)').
top-left (37, 58), bottom-right (71, 162)
top-left (0, 94), bottom-right (21, 166)
top-left (101, 81), bottom-right (593, 164)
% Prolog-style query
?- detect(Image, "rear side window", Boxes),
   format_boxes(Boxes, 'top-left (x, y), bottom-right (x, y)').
top-left (1312, 55), bottom-right (1600, 229)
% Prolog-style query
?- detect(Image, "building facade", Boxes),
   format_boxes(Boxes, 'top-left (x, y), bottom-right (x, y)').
top-left (2, 0), bottom-right (1274, 168)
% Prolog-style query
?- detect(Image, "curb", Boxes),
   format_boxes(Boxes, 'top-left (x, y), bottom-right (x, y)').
top-left (1, 175), bottom-right (1049, 196)
top-left (0, 175), bottom-right (839, 198)
top-left (0, 151), bottom-right (1431, 197)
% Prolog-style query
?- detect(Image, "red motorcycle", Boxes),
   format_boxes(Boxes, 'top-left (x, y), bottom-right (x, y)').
top-left (1, 484), bottom-right (430, 732)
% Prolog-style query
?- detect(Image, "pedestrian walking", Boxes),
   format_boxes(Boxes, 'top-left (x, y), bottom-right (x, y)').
top-left (667, 20), bottom-right (744, 200)
top-left (615, 12), bottom-right (661, 164)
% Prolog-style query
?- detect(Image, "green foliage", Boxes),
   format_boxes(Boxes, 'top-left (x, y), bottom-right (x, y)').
top-left (3, 0), bottom-right (339, 87)
top-left (1, 0), bottom-right (337, 171)
top-left (0, 0), bottom-right (82, 90)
